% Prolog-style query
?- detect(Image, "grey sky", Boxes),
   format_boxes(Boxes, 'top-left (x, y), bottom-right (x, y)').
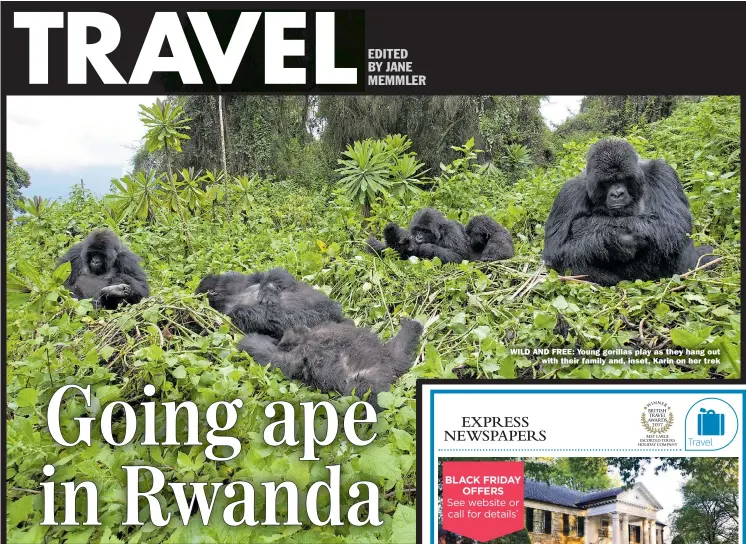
top-left (7, 96), bottom-right (583, 199)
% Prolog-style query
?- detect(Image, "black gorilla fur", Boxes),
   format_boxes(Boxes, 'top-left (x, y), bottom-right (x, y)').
top-left (195, 267), bottom-right (349, 339)
top-left (238, 318), bottom-right (424, 406)
top-left (366, 208), bottom-right (471, 264)
top-left (543, 139), bottom-right (718, 286)
top-left (465, 215), bottom-right (515, 261)
top-left (57, 229), bottom-right (150, 309)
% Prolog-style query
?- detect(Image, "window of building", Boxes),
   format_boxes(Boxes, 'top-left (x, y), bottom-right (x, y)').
top-left (562, 513), bottom-right (578, 536)
top-left (578, 517), bottom-right (585, 537)
top-left (531, 509), bottom-right (552, 534)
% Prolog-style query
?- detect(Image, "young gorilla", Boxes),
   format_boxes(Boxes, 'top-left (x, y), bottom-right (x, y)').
top-left (543, 139), bottom-right (718, 286)
top-left (57, 229), bottom-right (150, 309)
top-left (195, 267), bottom-right (349, 339)
top-left (366, 208), bottom-right (471, 264)
top-left (465, 215), bottom-right (515, 261)
top-left (238, 318), bottom-right (424, 408)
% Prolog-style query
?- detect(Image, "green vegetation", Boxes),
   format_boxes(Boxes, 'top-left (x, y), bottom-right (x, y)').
top-left (6, 151), bottom-right (31, 218)
top-left (670, 458), bottom-right (738, 544)
top-left (5, 96), bottom-right (740, 543)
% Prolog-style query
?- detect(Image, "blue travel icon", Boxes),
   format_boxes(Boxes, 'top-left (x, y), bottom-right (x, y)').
top-left (697, 408), bottom-right (725, 436)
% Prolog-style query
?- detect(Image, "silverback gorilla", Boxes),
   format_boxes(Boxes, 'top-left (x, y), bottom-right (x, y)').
top-left (465, 215), bottom-right (515, 261)
top-left (195, 268), bottom-right (348, 339)
top-left (238, 318), bottom-right (424, 407)
top-left (366, 208), bottom-right (471, 264)
top-left (543, 139), bottom-right (717, 286)
top-left (57, 229), bottom-right (150, 309)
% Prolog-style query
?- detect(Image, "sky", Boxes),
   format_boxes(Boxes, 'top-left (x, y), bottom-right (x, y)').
top-left (7, 95), bottom-right (583, 200)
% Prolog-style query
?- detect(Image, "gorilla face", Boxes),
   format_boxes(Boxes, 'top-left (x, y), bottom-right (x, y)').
top-left (412, 223), bottom-right (438, 245)
top-left (585, 139), bottom-right (644, 216)
top-left (87, 252), bottom-right (107, 275)
top-left (81, 230), bottom-right (121, 276)
top-left (467, 228), bottom-right (488, 251)
top-left (410, 209), bottom-right (445, 244)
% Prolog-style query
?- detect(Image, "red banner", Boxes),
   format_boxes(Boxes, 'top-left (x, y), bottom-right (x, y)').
top-left (442, 461), bottom-right (525, 542)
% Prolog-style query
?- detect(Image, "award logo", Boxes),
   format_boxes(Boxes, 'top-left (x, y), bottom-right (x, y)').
top-left (639, 401), bottom-right (677, 448)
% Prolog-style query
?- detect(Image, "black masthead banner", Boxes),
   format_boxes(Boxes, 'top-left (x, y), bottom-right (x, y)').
top-left (2, 2), bottom-right (746, 94)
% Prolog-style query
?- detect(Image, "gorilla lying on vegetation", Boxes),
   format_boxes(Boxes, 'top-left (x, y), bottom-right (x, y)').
top-left (543, 139), bottom-right (718, 286)
top-left (195, 267), bottom-right (348, 339)
top-left (57, 229), bottom-right (150, 309)
top-left (238, 318), bottom-right (424, 407)
top-left (466, 215), bottom-right (515, 261)
top-left (366, 208), bottom-right (471, 264)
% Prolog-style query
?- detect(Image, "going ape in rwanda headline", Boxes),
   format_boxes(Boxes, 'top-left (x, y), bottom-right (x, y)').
top-left (42, 385), bottom-right (383, 527)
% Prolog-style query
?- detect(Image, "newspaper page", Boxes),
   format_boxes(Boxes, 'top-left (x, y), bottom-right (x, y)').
top-left (2, 4), bottom-right (742, 544)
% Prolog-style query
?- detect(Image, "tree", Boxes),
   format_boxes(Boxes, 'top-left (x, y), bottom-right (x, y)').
top-left (478, 96), bottom-right (551, 169)
top-left (546, 457), bottom-right (614, 492)
top-left (139, 98), bottom-right (193, 248)
top-left (217, 94), bottom-right (230, 218)
top-left (607, 457), bottom-right (701, 486)
top-left (670, 458), bottom-right (738, 544)
top-left (554, 96), bottom-right (701, 138)
top-left (6, 152), bottom-right (31, 220)
top-left (320, 96), bottom-right (485, 173)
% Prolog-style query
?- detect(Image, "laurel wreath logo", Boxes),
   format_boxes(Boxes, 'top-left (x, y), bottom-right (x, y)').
top-left (641, 411), bottom-right (674, 434)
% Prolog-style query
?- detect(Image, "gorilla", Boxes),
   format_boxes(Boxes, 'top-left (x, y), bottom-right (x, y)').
top-left (543, 139), bottom-right (718, 286)
top-left (366, 208), bottom-right (471, 264)
top-left (238, 318), bottom-right (424, 407)
top-left (57, 229), bottom-right (150, 309)
top-left (195, 267), bottom-right (349, 339)
top-left (465, 215), bottom-right (515, 261)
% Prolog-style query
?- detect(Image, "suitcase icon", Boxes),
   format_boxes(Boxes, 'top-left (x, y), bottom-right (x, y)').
top-left (698, 408), bottom-right (725, 436)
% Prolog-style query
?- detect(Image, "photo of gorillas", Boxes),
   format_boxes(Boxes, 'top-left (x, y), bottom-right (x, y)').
top-left (543, 139), bottom-right (719, 286)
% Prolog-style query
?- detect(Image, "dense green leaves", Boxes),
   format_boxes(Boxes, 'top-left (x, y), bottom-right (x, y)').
top-left (139, 98), bottom-right (192, 154)
top-left (6, 151), bottom-right (31, 219)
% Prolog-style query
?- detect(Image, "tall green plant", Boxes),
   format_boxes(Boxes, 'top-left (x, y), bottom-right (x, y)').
top-left (232, 174), bottom-right (260, 220)
top-left (503, 143), bottom-right (533, 183)
top-left (336, 139), bottom-right (391, 218)
top-left (107, 171), bottom-right (165, 223)
top-left (139, 98), bottom-right (193, 247)
top-left (15, 196), bottom-right (56, 237)
top-left (336, 135), bottom-right (426, 218)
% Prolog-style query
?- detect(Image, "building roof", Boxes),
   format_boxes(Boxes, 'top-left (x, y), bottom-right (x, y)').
top-left (575, 487), bottom-right (625, 506)
top-left (525, 480), bottom-right (586, 507)
top-left (525, 480), bottom-right (624, 508)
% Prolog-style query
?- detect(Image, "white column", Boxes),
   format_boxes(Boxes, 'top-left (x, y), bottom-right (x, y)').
top-left (648, 520), bottom-right (655, 544)
top-left (612, 513), bottom-right (620, 544)
top-left (621, 514), bottom-right (629, 544)
top-left (642, 520), bottom-right (649, 544)
top-left (585, 516), bottom-right (596, 544)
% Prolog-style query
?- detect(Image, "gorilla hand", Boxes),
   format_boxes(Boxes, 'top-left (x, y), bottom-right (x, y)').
top-left (383, 223), bottom-right (415, 258)
top-left (100, 283), bottom-right (132, 298)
